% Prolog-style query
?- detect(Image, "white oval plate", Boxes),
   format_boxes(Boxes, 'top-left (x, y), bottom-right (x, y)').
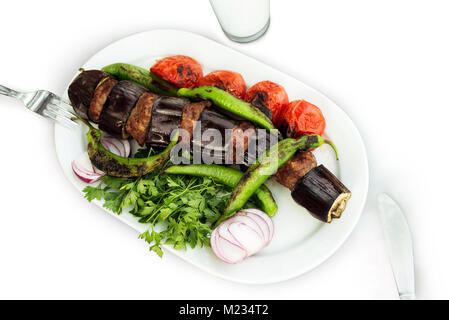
top-left (55, 29), bottom-right (369, 284)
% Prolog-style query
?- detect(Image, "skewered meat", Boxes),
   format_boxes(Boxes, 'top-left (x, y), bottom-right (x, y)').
top-left (88, 76), bottom-right (118, 123)
top-left (180, 100), bottom-right (212, 140)
top-left (125, 91), bottom-right (158, 146)
top-left (275, 151), bottom-right (317, 190)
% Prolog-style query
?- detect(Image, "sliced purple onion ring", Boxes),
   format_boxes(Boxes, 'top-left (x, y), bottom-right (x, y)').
top-left (210, 209), bottom-right (274, 264)
top-left (71, 151), bottom-right (103, 183)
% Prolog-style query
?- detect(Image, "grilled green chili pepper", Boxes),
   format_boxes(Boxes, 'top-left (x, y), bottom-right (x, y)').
top-left (74, 118), bottom-right (178, 178)
top-left (218, 134), bottom-right (326, 225)
top-left (164, 164), bottom-right (278, 217)
top-left (177, 86), bottom-right (276, 131)
top-left (102, 63), bottom-right (179, 96)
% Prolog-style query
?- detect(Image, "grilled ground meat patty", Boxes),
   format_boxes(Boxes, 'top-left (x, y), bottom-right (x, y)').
top-left (125, 91), bottom-right (158, 146)
top-left (227, 121), bottom-right (256, 164)
top-left (275, 151), bottom-right (317, 190)
top-left (180, 100), bottom-right (212, 140)
top-left (88, 77), bottom-right (118, 123)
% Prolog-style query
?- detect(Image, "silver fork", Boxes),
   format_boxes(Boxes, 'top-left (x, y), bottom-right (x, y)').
top-left (0, 84), bottom-right (78, 129)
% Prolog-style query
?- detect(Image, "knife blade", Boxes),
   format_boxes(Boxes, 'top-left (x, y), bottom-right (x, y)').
top-left (377, 193), bottom-right (415, 300)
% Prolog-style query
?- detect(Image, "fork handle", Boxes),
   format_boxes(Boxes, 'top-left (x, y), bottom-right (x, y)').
top-left (0, 85), bottom-right (20, 98)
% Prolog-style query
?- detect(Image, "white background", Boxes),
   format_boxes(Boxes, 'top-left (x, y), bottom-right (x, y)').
top-left (0, 0), bottom-right (448, 300)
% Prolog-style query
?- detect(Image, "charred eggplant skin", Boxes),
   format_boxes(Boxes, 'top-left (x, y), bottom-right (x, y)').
top-left (291, 165), bottom-right (351, 223)
top-left (68, 70), bottom-right (109, 119)
top-left (145, 96), bottom-right (189, 147)
top-left (99, 80), bottom-right (148, 139)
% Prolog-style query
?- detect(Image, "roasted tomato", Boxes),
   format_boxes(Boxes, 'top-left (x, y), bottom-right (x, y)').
top-left (198, 70), bottom-right (247, 99)
top-left (280, 100), bottom-right (326, 137)
top-left (150, 55), bottom-right (203, 89)
top-left (244, 81), bottom-right (289, 126)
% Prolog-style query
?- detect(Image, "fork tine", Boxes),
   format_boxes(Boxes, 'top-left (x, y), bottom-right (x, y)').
top-left (47, 95), bottom-right (79, 129)
top-left (46, 103), bottom-right (77, 119)
top-left (42, 108), bottom-right (78, 129)
top-left (57, 114), bottom-right (78, 129)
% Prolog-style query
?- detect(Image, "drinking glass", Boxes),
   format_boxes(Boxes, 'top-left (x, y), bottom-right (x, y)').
top-left (209, 0), bottom-right (270, 43)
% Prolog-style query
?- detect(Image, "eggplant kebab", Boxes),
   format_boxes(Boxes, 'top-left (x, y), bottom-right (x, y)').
top-left (68, 68), bottom-right (351, 224)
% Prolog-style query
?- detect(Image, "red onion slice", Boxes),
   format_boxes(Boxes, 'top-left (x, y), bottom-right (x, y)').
top-left (227, 222), bottom-right (265, 256)
top-left (242, 208), bottom-right (274, 242)
top-left (101, 138), bottom-right (122, 156)
top-left (71, 151), bottom-right (103, 183)
top-left (211, 208), bottom-right (274, 264)
top-left (237, 211), bottom-right (270, 245)
top-left (217, 219), bottom-right (244, 248)
top-left (210, 229), bottom-right (226, 262)
top-left (234, 212), bottom-right (266, 241)
top-left (91, 137), bottom-right (131, 174)
top-left (215, 234), bottom-right (247, 264)
top-left (121, 139), bottom-right (131, 157)
top-left (101, 137), bottom-right (131, 158)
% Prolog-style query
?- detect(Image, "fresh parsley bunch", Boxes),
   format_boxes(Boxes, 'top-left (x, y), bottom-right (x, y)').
top-left (83, 149), bottom-right (236, 257)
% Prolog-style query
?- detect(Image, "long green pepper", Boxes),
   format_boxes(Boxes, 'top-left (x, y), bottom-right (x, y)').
top-left (177, 86), bottom-right (276, 131)
top-left (74, 118), bottom-right (178, 178)
top-left (102, 63), bottom-right (179, 96)
top-left (164, 164), bottom-right (278, 217)
top-left (218, 134), bottom-right (326, 225)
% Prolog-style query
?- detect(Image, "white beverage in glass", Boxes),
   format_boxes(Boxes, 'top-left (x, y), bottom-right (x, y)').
top-left (209, 0), bottom-right (270, 42)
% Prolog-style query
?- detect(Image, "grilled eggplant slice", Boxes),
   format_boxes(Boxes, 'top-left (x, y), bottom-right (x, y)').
top-left (192, 108), bottom-right (239, 164)
top-left (198, 108), bottom-right (239, 138)
top-left (99, 80), bottom-right (148, 139)
top-left (291, 165), bottom-right (351, 223)
top-left (88, 76), bottom-right (118, 123)
top-left (196, 108), bottom-right (278, 166)
top-left (145, 96), bottom-right (189, 147)
top-left (68, 70), bottom-right (109, 119)
top-left (125, 92), bottom-right (158, 146)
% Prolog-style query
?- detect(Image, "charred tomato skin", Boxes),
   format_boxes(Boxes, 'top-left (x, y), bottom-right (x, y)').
top-left (198, 70), bottom-right (247, 99)
top-left (244, 80), bottom-right (289, 127)
top-left (150, 55), bottom-right (203, 89)
top-left (280, 100), bottom-right (326, 138)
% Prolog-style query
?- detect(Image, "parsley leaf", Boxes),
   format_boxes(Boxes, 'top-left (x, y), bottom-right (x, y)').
top-left (81, 159), bottom-right (257, 257)
top-left (83, 186), bottom-right (104, 202)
